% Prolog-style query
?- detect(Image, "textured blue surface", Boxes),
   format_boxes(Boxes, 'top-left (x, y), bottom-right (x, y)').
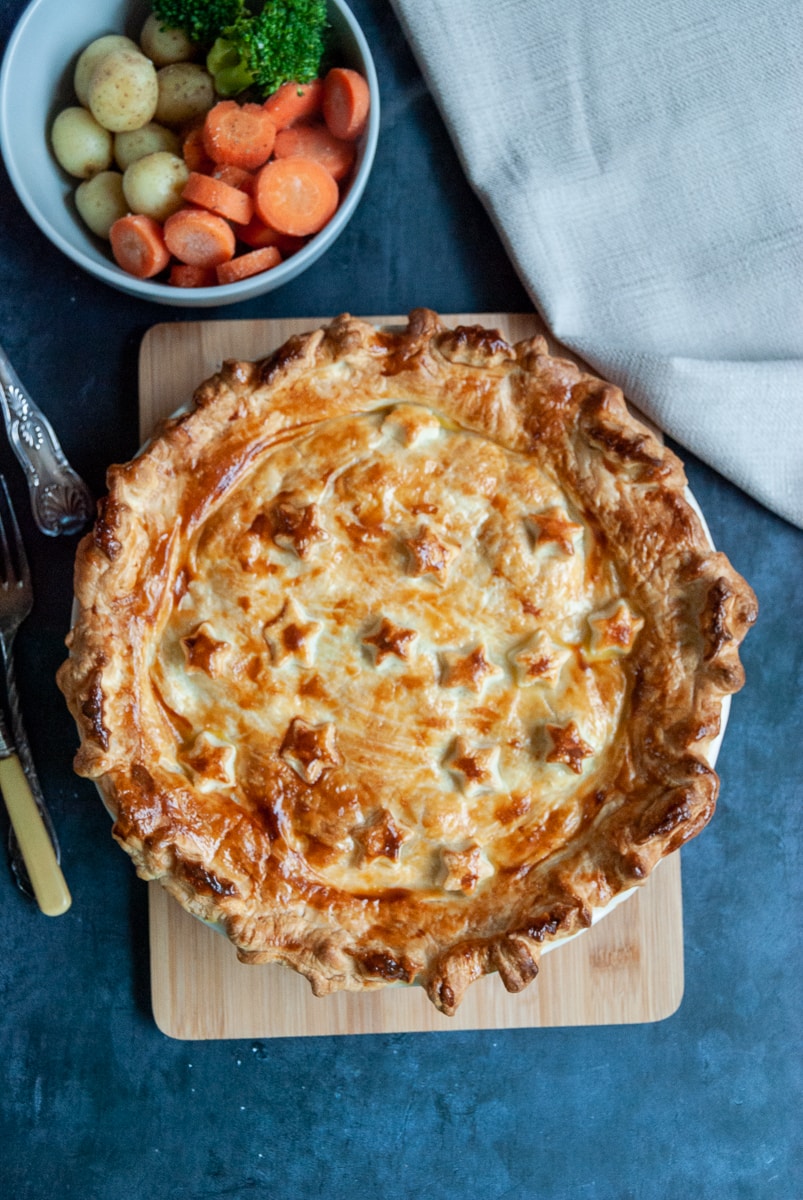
top-left (0, 2), bottom-right (800, 1197)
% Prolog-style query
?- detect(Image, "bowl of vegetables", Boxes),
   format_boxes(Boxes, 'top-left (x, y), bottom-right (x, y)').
top-left (0, 0), bottom-right (379, 306)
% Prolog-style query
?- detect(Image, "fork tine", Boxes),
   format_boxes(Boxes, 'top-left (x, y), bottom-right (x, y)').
top-left (0, 476), bottom-right (13, 585)
top-left (0, 475), bottom-right (29, 588)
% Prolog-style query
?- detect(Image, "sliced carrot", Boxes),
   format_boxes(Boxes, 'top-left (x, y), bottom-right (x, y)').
top-left (322, 68), bottom-right (370, 141)
top-left (163, 207), bottom-right (236, 268)
top-left (236, 214), bottom-right (308, 256)
top-left (274, 121), bottom-right (356, 183)
top-left (216, 245), bottom-right (282, 285)
top-left (182, 125), bottom-right (214, 174)
top-left (203, 100), bottom-right (276, 170)
top-left (182, 171), bottom-right (253, 224)
top-left (272, 232), bottom-right (307, 256)
top-left (236, 214), bottom-right (284, 248)
top-left (211, 163), bottom-right (255, 194)
top-left (109, 214), bottom-right (170, 279)
top-left (169, 263), bottom-right (217, 288)
top-left (275, 233), bottom-right (309, 257)
top-left (254, 155), bottom-right (339, 237)
top-left (262, 79), bottom-right (324, 131)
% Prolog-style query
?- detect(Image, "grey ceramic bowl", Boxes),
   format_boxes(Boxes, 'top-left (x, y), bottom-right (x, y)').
top-left (0, 0), bottom-right (379, 306)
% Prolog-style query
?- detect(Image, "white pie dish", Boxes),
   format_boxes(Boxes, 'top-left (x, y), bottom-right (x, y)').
top-left (58, 311), bottom-right (756, 1012)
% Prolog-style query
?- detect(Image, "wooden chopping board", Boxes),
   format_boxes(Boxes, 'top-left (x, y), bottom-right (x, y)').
top-left (139, 312), bottom-right (685, 1040)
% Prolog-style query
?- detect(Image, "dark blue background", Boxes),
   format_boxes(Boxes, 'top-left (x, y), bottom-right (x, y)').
top-left (0, 2), bottom-right (800, 1196)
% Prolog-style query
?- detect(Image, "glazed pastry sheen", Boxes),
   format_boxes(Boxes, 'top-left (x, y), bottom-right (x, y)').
top-left (57, 310), bottom-right (757, 1013)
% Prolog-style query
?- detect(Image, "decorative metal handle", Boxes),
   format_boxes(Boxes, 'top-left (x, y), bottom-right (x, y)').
top-left (0, 343), bottom-right (93, 537)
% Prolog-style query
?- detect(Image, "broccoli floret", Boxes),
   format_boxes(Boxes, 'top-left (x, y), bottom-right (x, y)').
top-left (151, 1), bottom-right (246, 48)
top-left (206, 1), bottom-right (328, 99)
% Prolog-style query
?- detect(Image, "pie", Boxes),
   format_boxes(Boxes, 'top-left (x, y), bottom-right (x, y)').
top-left (57, 309), bottom-right (757, 1014)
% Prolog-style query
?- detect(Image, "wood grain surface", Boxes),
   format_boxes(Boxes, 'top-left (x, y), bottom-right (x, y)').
top-left (140, 313), bottom-right (685, 1040)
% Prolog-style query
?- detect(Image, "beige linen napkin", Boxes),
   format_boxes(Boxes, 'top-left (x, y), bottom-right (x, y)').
top-left (390, 0), bottom-right (803, 528)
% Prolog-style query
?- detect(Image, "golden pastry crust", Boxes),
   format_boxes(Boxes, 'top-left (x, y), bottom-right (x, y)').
top-left (57, 309), bottom-right (757, 1014)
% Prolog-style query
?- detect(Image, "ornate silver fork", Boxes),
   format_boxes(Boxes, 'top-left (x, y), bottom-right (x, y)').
top-left (0, 342), bottom-right (93, 537)
top-left (0, 476), bottom-right (70, 914)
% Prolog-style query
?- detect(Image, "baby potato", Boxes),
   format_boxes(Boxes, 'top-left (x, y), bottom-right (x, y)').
top-left (51, 106), bottom-right (113, 178)
top-left (114, 121), bottom-right (181, 170)
top-left (74, 34), bottom-right (140, 106)
top-left (154, 62), bottom-right (216, 128)
top-left (139, 13), bottom-right (198, 66)
top-left (87, 49), bottom-right (159, 133)
top-left (75, 170), bottom-right (128, 238)
top-left (122, 150), bottom-right (189, 222)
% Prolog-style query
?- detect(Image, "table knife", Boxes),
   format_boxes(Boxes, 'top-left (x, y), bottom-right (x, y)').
top-left (0, 705), bottom-right (71, 915)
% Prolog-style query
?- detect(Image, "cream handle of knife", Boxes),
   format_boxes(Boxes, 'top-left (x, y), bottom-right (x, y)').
top-left (0, 753), bottom-right (71, 915)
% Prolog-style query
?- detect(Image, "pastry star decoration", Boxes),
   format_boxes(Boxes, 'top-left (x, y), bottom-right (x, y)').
top-left (441, 844), bottom-right (488, 894)
top-left (545, 721), bottom-right (594, 774)
top-left (587, 599), bottom-right (644, 659)
top-left (404, 525), bottom-right (457, 582)
top-left (446, 736), bottom-right (500, 795)
top-left (264, 598), bottom-right (321, 665)
top-left (179, 731), bottom-right (237, 792)
top-left (440, 644), bottom-right (500, 693)
top-left (352, 807), bottom-right (407, 863)
top-left (363, 617), bottom-right (418, 664)
top-left (526, 506), bottom-right (583, 556)
top-left (181, 622), bottom-right (229, 676)
top-left (280, 717), bottom-right (342, 785)
top-left (270, 498), bottom-right (329, 559)
top-left (510, 629), bottom-right (571, 687)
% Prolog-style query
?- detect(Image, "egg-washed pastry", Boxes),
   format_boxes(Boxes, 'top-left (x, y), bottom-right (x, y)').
top-left (57, 310), bottom-right (757, 1014)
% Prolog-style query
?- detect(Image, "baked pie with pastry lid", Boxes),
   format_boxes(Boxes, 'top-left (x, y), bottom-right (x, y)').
top-left (57, 309), bottom-right (757, 1015)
